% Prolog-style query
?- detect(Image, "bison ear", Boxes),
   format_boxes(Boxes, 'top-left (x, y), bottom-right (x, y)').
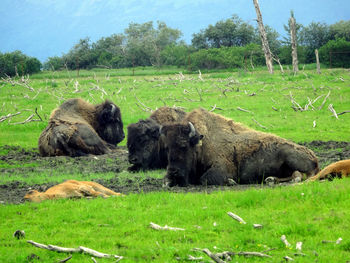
top-left (190, 134), bottom-right (204, 147)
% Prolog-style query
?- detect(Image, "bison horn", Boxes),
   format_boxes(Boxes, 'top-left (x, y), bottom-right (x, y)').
top-left (110, 104), bottom-right (116, 115)
top-left (188, 122), bottom-right (196, 138)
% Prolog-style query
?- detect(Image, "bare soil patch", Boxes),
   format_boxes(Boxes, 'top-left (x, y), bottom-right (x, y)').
top-left (1, 141), bottom-right (349, 204)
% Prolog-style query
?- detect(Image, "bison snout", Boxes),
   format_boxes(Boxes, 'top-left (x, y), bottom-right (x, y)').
top-left (129, 156), bottom-right (139, 164)
top-left (167, 167), bottom-right (182, 177)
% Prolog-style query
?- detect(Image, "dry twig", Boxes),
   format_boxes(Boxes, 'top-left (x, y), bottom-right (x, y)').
top-left (58, 255), bottom-right (72, 263)
top-left (0, 112), bottom-right (21, 122)
top-left (237, 107), bottom-right (252, 113)
top-left (252, 118), bottom-right (267, 129)
top-left (227, 212), bottom-right (246, 224)
top-left (149, 222), bottom-right (185, 231)
top-left (328, 104), bottom-right (338, 119)
top-left (318, 91), bottom-right (331, 110)
top-left (281, 235), bottom-right (291, 247)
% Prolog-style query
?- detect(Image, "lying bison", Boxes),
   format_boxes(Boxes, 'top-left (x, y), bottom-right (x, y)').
top-left (127, 107), bottom-right (186, 171)
top-left (160, 108), bottom-right (319, 186)
top-left (39, 98), bottom-right (124, 157)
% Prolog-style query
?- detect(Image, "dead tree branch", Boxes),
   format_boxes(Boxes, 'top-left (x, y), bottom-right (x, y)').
top-left (281, 235), bottom-right (292, 247)
top-left (252, 118), bottom-right (267, 129)
top-left (194, 248), bottom-right (225, 263)
top-left (237, 107), bottom-right (252, 113)
top-left (134, 95), bottom-right (153, 112)
top-left (318, 91), bottom-right (331, 110)
top-left (27, 240), bottom-right (123, 260)
top-left (149, 222), bottom-right (185, 231)
top-left (227, 212), bottom-right (247, 224)
top-left (58, 255), bottom-right (72, 263)
top-left (328, 104), bottom-right (338, 119)
top-left (1, 74), bottom-right (35, 92)
top-left (0, 112), bottom-right (22, 122)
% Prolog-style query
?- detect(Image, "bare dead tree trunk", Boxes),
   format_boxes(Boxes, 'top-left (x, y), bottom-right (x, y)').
top-left (253, 0), bottom-right (274, 74)
top-left (315, 49), bottom-right (321, 74)
top-left (289, 12), bottom-right (298, 74)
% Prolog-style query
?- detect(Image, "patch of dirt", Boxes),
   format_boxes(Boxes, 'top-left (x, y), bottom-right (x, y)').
top-left (0, 141), bottom-right (349, 205)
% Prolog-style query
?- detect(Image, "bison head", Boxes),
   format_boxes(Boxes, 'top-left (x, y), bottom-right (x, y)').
top-left (161, 122), bottom-right (203, 186)
top-left (127, 119), bottom-right (164, 170)
top-left (96, 100), bottom-right (125, 145)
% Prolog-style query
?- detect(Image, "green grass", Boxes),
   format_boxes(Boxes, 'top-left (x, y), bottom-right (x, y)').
top-left (1, 178), bottom-right (350, 262)
top-left (1, 66), bottom-right (350, 262)
top-left (1, 67), bottom-right (350, 148)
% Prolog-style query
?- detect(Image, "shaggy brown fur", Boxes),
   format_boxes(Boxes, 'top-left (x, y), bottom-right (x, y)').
top-left (161, 108), bottom-right (319, 186)
top-left (127, 107), bottom-right (186, 170)
top-left (39, 98), bottom-right (124, 157)
top-left (24, 180), bottom-right (122, 202)
top-left (307, 159), bottom-right (350, 181)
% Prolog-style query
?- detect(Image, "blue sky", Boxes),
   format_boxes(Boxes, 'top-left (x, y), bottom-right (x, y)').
top-left (1, 0), bottom-right (349, 62)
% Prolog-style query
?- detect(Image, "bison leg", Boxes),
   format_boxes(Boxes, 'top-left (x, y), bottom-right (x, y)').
top-left (200, 168), bottom-right (228, 186)
top-left (68, 124), bottom-right (111, 156)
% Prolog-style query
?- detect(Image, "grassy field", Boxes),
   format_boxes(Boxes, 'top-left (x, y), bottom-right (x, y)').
top-left (1, 66), bottom-right (350, 262)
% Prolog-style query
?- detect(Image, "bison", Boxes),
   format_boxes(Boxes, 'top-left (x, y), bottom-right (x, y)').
top-left (127, 107), bottom-right (186, 171)
top-left (38, 98), bottom-right (125, 157)
top-left (160, 108), bottom-right (319, 186)
top-left (24, 180), bottom-right (122, 202)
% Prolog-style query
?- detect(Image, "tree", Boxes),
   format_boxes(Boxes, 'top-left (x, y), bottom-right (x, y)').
top-left (330, 20), bottom-right (350, 41)
top-left (253, 0), bottom-right (274, 74)
top-left (0, 51), bottom-right (41, 77)
top-left (299, 22), bottom-right (330, 62)
top-left (191, 15), bottom-right (256, 49)
top-left (64, 37), bottom-right (97, 70)
top-left (289, 11), bottom-right (298, 73)
top-left (124, 21), bottom-right (182, 67)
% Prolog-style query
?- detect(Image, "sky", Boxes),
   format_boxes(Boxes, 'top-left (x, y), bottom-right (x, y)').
top-left (1, 0), bottom-right (349, 62)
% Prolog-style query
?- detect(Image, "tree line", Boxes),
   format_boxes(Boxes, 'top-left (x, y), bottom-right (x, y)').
top-left (1, 16), bottom-right (350, 77)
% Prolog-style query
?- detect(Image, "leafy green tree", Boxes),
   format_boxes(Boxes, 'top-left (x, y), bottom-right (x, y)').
top-left (299, 22), bottom-right (331, 62)
top-left (0, 51), bottom-right (41, 77)
top-left (43, 56), bottom-right (65, 70)
top-left (330, 20), bottom-right (350, 41)
top-left (191, 15), bottom-right (256, 49)
top-left (64, 37), bottom-right (97, 69)
top-left (93, 34), bottom-right (126, 68)
top-left (124, 21), bottom-right (182, 67)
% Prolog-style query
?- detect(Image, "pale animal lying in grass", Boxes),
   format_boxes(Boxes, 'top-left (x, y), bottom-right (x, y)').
top-left (24, 180), bottom-right (122, 202)
top-left (307, 159), bottom-right (350, 181)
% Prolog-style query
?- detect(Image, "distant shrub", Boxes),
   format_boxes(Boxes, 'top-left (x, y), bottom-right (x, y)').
top-left (319, 38), bottom-right (350, 67)
top-left (188, 44), bottom-right (264, 70)
top-left (0, 51), bottom-right (41, 77)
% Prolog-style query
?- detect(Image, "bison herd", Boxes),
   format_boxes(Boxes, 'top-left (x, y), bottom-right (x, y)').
top-left (37, 98), bottom-right (348, 188)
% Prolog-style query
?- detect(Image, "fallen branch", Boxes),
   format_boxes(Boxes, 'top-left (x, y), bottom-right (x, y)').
top-left (58, 255), bottom-right (72, 263)
top-left (194, 248), bottom-right (225, 263)
top-left (209, 105), bottom-right (223, 112)
top-left (318, 91), bottom-right (331, 110)
top-left (237, 107), bottom-right (252, 113)
top-left (281, 235), bottom-right (291, 247)
top-left (296, 241), bottom-right (303, 251)
top-left (227, 212), bottom-right (246, 224)
top-left (134, 95), bottom-right (153, 112)
top-left (228, 251), bottom-right (272, 258)
top-left (149, 222), bottom-right (185, 231)
top-left (0, 112), bottom-right (21, 122)
top-left (337, 110), bottom-right (350, 116)
top-left (284, 255), bottom-right (294, 261)
top-left (252, 118), bottom-right (267, 129)
top-left (27, 240), bottom-right (123, 260)
top-left (322, 237), bottom-right (342, 244)
top-left (328, 104), bottom-right (338, 119)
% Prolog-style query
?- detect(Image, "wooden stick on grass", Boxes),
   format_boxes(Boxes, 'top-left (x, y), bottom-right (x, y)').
top-left (27, 240), bottom-right (123, 260)
top-left (227, 212), bottom-right (246, 224)
top-left (149, 222), bottom-right (185, 231)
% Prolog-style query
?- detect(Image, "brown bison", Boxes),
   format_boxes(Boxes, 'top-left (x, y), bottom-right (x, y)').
top-left (127, 107), bottom-right (186, 171)
top-left (160, 108), bottom-right (319, 186)
top-left (38, 98), bottom-right (124, 157)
